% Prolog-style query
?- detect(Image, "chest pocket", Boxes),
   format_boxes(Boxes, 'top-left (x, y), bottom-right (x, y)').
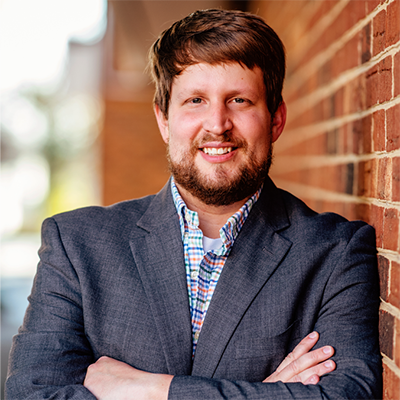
top-left (234, 319), bottom-right (302, 361)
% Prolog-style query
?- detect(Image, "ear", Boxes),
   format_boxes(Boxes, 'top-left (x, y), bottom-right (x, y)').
top-left (154, 104), bottom-right (169, 144)
top-left (271, 101), bottom-right (287, 143)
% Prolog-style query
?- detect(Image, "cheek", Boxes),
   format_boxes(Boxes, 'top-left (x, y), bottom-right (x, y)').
top-left (172, 112), bottom-right (202, 135)
top-left (242, 118), bottom-right (270, 147)
top-left (167, 134), bottom-right (194, 160)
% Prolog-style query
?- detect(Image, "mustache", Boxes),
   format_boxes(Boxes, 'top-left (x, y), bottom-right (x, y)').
top-left (194, 133), bottom-right (247, 149)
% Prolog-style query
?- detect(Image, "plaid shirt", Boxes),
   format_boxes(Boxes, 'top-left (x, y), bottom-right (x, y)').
top-left (171, 179), bottom-right (262, 355)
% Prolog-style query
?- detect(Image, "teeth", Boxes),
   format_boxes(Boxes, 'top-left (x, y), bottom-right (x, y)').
top-left (203, 147), bottom-right (232, 155)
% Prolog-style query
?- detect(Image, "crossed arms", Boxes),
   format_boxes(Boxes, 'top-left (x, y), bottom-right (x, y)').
top-left (5, 210), bottom-right (382, 399)
top-left (83, 332), bottom-right (335, 399)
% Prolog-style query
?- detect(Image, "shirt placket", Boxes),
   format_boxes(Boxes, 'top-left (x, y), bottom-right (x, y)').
top-left (172, 179), bottom-right (263, 356)
top-left (184, 210), bottom-right (203, 336)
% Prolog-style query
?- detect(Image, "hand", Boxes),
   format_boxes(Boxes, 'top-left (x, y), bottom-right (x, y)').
top-left (263, 331), bottom-right (335, 385)
top-left (83, 356), bottom-right (173, 400)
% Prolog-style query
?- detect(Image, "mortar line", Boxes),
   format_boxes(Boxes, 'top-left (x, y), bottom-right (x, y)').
top-left (286, 0), bottom-right (350, 73)
top-left (286, 0), bottom-right (396, 93)
top-left (277, 95), bottom-right (400, 151)
top-left (272, 179), bottom-right (400, 210)
top-left (274, 150), bottom-right (400, 168)
top-left (382, 356), bottom-right (400, 378)
top-left (287, 44), bottom-right (400, 120)
top-left (380, 300), bottom-right (400, 319)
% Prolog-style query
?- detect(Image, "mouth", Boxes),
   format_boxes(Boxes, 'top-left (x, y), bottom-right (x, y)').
top-left (201, 147), bottom-right (233, 156)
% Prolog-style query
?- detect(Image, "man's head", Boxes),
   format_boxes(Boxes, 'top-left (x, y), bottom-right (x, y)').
top-left (149, 9), bottom-right (287, 207)
top-left (149, 8), bottom-right (286, 119)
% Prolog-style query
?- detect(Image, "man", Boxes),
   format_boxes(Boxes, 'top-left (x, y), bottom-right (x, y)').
top-left (6, 9), bottom-right (381, 400)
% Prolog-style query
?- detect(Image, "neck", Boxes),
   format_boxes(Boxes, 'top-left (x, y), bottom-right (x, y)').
top-left (175, 183), bottom-right (250, 239)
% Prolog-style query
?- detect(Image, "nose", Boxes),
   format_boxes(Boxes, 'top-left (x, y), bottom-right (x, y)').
top-left (202, 103), bottom-right (233, 134)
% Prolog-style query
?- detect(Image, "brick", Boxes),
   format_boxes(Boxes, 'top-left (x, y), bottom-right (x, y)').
top-left (352, 115), bottom-right (372, 155)
top-left (378, 255), bottom-right (389, 301)
top-left (336, 124), bottom-right (346, 154)
top-left (366, 57), bottom-right (392, 107)
top-left (322, 96), bottom-right (335, 120)
top-left (276, 165), bottom-right (349, 194)
top-left (390, 261), bottom-right (400, 309)
top-left (366, 64), bottom-right (379, 108)
top-left (318, 59), bottom-right (332, 87)
top-left (288, 106), bottom-right (314, 128)
top-left (333, 87), bottom-right (344, 118)
top-left (279, 133), bottom-right (328, 156)
top-left (326, 129), bottom-right (339, 154)
top-left (380, 309), bottom-right (394, 359)
top-left (372, 109), bottom-right (386, 152)
top-left (339, 1), bottom-right (367, 34)
top-left (370, 204), bottom-right (384, 248)
top-left (377, 157), bottom-right (392, 200)
top-left (372, 10), bottom-right (386, 57)
top-left (387, 104), bottom-right (400, 152)
top-left (354, 202), bottom-right (370, 223)
top-left (344, 163), bottom-right (354, 195)
top-left (344, 75), bottom-right (367, 114)
top-left (383, 362), bottom-right (400, 400)
top-left (392, 157), bottom-right (400, 202)
top-left (395, 52), bottom-right (400, 98)
top-left (360, 22), bottom-right (371, 64)
top-left (383, 208), bottom-right (399, 252)
top-left (396, 317), bottom-right (400, 370)
top-left (357, 159), bottom-right (377, 198)
top-left (342, 123), bottom-right (353, 154)
top-left (386, 0), bottom-right (400, 47)
top-left (366, 0), bottom-right (382, 14)
top-left (333, 36), bottom-right (358, 78)
top-left (378, 56), bottom-right (393, 103)
top-left (301, 0), bottom-right (359, 65)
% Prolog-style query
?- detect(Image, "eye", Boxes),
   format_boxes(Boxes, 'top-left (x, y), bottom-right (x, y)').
top-left (233, 98), bottom-right (245, 103)
top-left (191, 98), bottom-right (202, 104)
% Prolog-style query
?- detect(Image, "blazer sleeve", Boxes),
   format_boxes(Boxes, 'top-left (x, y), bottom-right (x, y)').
top-left (5, 217), bottom-right (96, 400)
top-left (168, 223), bottom-right (382, 400)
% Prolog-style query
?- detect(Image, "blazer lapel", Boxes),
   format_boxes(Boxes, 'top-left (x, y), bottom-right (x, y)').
top-left (192, 178), bottom-right (292, 378)
top-left (129, 182), bottom-right (193, 375)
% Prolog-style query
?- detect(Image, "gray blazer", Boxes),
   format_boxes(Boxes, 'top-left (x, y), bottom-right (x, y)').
top-left (6, 178), bottom-right (382, 399)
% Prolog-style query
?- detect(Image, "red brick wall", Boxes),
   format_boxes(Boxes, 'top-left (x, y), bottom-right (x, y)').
top-left (252, 0), bottom-right (400, 397)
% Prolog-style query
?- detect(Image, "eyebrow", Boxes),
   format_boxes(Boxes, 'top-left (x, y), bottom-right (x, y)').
top-left (174, 88), bottom-right (260, 101)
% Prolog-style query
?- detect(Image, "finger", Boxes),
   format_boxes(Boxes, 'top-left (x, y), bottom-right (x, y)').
top-left (275, 331), bottom-right (319, 373)
top-left (274, 345), bottom-right (334, 383)
top-left (285, 347), bottom-right (335, 382)
top-left (303, 374), bottom-right (319, 385)
top-left (296, 359), bottom-right (336, 385)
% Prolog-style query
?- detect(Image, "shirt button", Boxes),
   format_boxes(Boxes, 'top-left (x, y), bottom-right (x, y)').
top-left (191, 271), bottom-right (197, 280)
top-left (194, 331), bottom-right (200, 341)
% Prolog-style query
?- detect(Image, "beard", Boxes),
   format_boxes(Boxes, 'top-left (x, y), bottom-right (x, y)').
top-left (167, 133), bottom-right (273, 206)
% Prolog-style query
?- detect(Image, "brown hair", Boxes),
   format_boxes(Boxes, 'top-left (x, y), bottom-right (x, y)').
top-left (148, 8), bottom-right (286, 118)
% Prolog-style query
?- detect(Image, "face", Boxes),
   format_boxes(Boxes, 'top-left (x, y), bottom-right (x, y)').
top-left (155, 62), bottom-right (286, 206)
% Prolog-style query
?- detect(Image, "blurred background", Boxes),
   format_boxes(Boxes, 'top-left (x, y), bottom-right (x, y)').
top-left (1, 0), bottom-right (107, 393)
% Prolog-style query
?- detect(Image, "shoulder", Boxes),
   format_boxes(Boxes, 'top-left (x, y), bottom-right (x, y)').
top-left (278, 188), bottom-right (375, 246)
top-left (54, 195), bottom-right (155, 221)
top-left (43, 194), bottom-right (157, 241)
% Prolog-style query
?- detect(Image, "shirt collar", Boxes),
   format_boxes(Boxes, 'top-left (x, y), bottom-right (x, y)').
top-left (171, 178), bottom-right (262, 254)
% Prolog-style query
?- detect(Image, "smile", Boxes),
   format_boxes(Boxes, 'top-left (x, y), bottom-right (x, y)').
top-left (202, 147), bottom-right (233, 155)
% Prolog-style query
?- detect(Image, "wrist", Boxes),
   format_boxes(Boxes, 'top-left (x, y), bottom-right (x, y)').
top-left (153, 374), bottom-right (173, 400)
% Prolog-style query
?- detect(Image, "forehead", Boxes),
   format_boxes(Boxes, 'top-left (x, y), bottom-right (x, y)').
top-left (171, 62), bottom-right (265, 96)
